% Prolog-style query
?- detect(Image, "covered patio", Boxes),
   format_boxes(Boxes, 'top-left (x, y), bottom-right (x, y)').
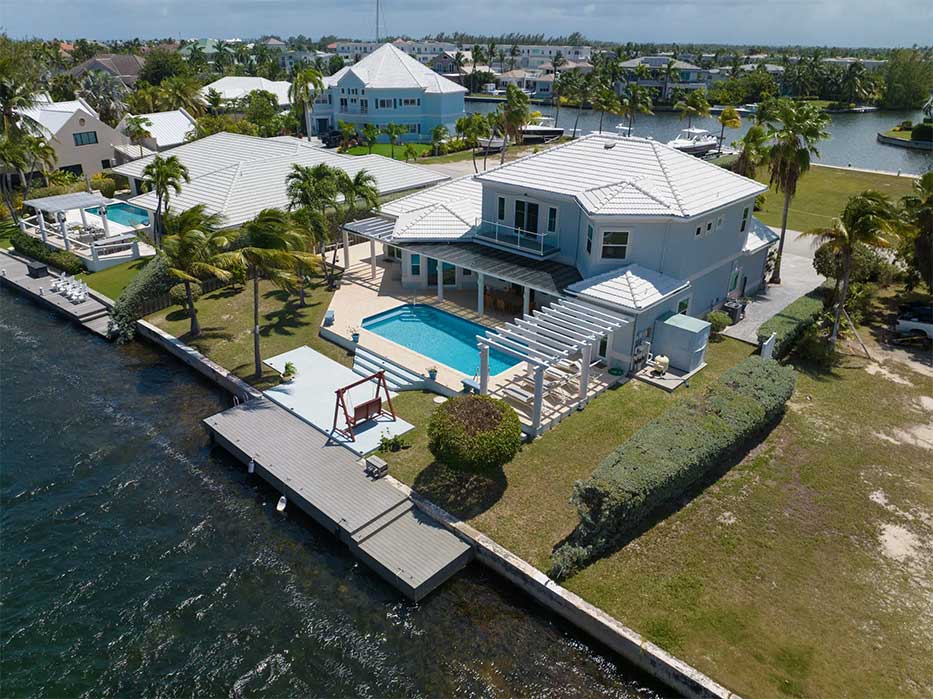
top-left (19, 191), bottom-right (151, 272)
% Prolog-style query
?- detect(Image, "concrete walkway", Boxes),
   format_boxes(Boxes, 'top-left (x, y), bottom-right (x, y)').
top-left (723, 251), bottom-right (823, 344)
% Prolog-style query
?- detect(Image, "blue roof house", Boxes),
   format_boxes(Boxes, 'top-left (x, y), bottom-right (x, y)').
top-left (309, 43), bottom-right (466, 142)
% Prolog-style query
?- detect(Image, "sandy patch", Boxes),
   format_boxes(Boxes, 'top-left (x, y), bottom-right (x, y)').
top-left (892, 424), bottom-right (933, 451)
top-left (879, 523), bottom-right (924, 563)
top-left (918, 396), bottom-right (933, 412)
top-left (718, 511), bottom-right (736, 526)
top-left (864, 362), bottom-right (912, 386)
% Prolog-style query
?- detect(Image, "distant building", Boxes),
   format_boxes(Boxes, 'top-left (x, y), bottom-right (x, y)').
top-left (617, 56), bottom-right (711, 100)
top-left (259, 37), bottom-right (287, 51)
top-left (279, 49), bottom-right (335, 72)
top-left (202, 76), bottom-right (292, 109)
top-left (310, 43), bottom-right (466, 142)
top-left (70, 53), bottom-right (146, 88)
top-left (497, 69), bottom-right (554, 99)
top-left (179, 38), bottom-right (222, 58)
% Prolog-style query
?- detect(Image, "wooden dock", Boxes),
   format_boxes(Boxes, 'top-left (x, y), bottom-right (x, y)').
top-left (204, 398), bottom-right (473, 601)
top-left (0, 251), bottom-right (112, 338)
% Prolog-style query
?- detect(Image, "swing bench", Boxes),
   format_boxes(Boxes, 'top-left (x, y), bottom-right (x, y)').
top-left (331, 370), bottom-right (396, 442)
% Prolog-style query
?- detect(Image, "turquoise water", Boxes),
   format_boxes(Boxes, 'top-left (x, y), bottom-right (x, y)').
top-left (87, 203), bottom-right (150, 227)
top-left (363, 304), bottom-right (521, 376)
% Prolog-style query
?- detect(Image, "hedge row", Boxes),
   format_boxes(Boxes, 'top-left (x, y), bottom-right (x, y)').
top-left (756, 287), bottom-right (827, 359)
top-left (551, 356), bottom-right (796, 578)
top-left (10, 227), bottom-right (86, 275)
top-left (109, 255), bottom-right (175, 342)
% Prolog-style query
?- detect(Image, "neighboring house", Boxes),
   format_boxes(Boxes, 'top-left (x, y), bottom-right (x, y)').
top-left (332, 40), bottom-right (592, 70)
top-left (202, 76), bottom-right (292, 109)
top-left (111, 131), bottom-right (447, 228)
top-left (345, 134), bottom-right (777, 377)
top-left (310, 43), bottom-right (466, 142)
top-left (259, 37), bottom-right (287, 51)
top-left (617, 56), bottom-right (712, 100)
top-left (497, 69), bottom-right (554, 99)
top-left (70, 53), bottom-right (146, 88)
top-left (539, 59), bottom-right (593, 76)
top-left (16, 96), bottom-right (126, 178)
top-left (738, 63), bottom-right (786, 77)
top-left (179, 38), bottom-right (222, 58)
top-left (279, 49), bottom-right (335, 71)
top-left (117, 109), bottom-right (197, 153)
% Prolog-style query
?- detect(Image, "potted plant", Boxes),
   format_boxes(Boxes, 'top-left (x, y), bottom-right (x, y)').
top-left (282, 361), bottom-right (298, 383)
top-left (349, 325), bottom-right (360, 343)
top-left (426, 365), bottom-right (438, 381)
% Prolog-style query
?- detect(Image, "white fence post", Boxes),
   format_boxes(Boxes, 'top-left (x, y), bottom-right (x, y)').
top-left (760, 332), bottom-right (777, 360)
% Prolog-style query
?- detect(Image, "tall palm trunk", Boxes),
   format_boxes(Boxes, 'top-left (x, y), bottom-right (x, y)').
top-left (471, 144), bottom-right (478, 174)
top-left (599, 110), bottom-right (605, 132)
top-left (252, 265), bottom-right (262, 379)
top-left (830, 251), bottom-right (852, 348)
top-left (572, 111), bottom-right (581, 138)
top-left (719, 122), bottom-right (725, 155)
top-left (499, 133), bottom-right (509, 165)
top-left (184, 279), bottom-right (201, 336)
top-left (771, 189), bottom-right (792, 283)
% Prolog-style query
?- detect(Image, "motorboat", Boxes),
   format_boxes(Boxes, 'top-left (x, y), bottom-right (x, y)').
top-left (477, 136), bottom-right (506, 152)
top-left (667, 127), bottom-right (719, 156)
top-left (520, 116), bottom-right (564, 143)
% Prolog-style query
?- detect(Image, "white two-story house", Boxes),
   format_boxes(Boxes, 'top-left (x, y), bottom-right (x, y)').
top-left (345, 134), bottom-right (777, 379)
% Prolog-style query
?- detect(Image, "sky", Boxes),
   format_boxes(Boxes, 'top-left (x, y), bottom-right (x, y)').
top-left (3, 0), bottom-right (930, 47)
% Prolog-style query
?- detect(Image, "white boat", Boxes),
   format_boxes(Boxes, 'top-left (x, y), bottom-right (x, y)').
top-left (667, 127), bottom-right (719, 156)
top-left (477, 136), bottom-right (506, 152)
top-left (520, 116), bottom-right (564, 143)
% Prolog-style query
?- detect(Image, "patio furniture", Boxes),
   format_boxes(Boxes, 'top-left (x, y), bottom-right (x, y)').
top-left (461, 378), bottom-right (481, 394)
top-left (502, 385), bottom-right (534, 405)
top-left (331, 370), bottom-right (396, 442)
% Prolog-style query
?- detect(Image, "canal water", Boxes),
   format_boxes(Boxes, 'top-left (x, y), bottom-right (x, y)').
top-left (467, 101), bottom-right (933, 175)
top-left (0, 291), bottom-right (664, 698)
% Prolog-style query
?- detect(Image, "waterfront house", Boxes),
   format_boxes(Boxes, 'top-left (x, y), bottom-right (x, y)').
top-left (117, 109), bottom-right (196, 153)
top-left (202, 76), bottom-right (292, 110)
top-left (310, 43), bottom-right (466, 142)
top-left (617, 56), bottom-right (712, 100)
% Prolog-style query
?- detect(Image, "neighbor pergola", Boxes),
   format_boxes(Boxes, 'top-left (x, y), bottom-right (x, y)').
top-left (478, 298), bottom-right (630, 432)
top-left (22, 191), bottom-right (113, 252)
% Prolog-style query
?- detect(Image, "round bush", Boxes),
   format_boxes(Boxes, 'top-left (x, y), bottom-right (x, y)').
top-left (707, 310), bottom-right (732, 334)
top-left (427, 394), bottom-right (521, 471)
top-left (90, 174), bottom-right (117, 198)
top-left (169, 281), bottom-right (202, 308)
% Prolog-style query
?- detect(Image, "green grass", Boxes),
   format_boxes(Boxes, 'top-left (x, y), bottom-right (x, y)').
top-left (78, 258), bottom-right (151, 300)
top-left (0, 219), bottom-right (16, 249)
top-left (346, 143), bottom-right (433, 160)
top-left (881, 128), bottom-right (914, 141)
top-left (146, 269), bottom-right (349, 389)
top-left (754, 165), bottom-right (915, 233)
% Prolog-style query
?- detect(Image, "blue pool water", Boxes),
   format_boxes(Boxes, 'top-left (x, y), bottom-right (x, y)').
top-left (363, 304), bottom-right (520, 376)
top-left (87, 202), bottom-right (150, 227)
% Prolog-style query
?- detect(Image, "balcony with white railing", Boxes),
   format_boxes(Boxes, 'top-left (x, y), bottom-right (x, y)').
top-left (474, 219), bottom-right (560, 257)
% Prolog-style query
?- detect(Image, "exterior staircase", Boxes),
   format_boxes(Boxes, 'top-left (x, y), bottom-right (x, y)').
top-left (352, 345), bottom-right (425, 391)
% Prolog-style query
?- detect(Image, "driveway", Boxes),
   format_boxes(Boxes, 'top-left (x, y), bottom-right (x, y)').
top-left (723, 251), bottom-right (824, 344)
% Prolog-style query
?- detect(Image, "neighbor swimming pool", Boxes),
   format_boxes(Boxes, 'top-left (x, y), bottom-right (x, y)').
top-left (86, 203), bottom-right (150, 228)
top-left (362, 304), bottom-right (521, 376)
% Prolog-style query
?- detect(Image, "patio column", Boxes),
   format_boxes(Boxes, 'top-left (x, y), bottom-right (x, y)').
top-left (369, 239), bottom-right (376, 279)
top-left (523, 286), bottom-right (531, 316)
top-left (531, 365), bottom-right (545, 433)
top-left (342, 229), bottom-right (350, 269)
top-left (58, 213), bottom-right (70, 252)
top-left (36, 211), bottom-right (47, 242)
top-left (476, 272), bottom-right (484, 315)
top-left (79, 207), bottom-right (88, 229)
top-left (578, 341), bottom-right (593, 404)
top-left (100, 207), bottom-right (111, 237)
top-left (479, 343), bottom-right (489, 394)
top-left (436, 259), bottom-right (443, 302)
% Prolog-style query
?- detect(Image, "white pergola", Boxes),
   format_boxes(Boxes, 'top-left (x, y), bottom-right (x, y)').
top-left (477, 298), bottom-right (630, 432)
top-left (22, 191), bottom-right (112, 253)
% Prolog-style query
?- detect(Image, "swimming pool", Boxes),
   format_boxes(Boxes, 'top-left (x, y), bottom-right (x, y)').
top-left (362, 305), bottom-right (521, 376)
top-left (87, 203), bottom-right (150, 228)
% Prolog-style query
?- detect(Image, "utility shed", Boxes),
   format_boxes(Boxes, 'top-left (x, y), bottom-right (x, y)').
top-left (652, 313), bottom-right (710, 373)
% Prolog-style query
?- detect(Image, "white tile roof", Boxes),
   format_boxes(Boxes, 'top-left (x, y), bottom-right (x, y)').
top-left (743, 217), bottom-right (780, 252)
top-left (477, 134), bottom-right (767, 218)
top-left (566, 263), bottom-right (689, 312)
top-left (330, 43), bottom-right (467, 94)
top-left (17, 97), bottom-right (97, 136)
top-left (202, 76), bottom-right (292, 107)
top-left (381, 176), bottom-right (481, 241)
top-left (121, 110), bottom-right (196, 149)
top-left (114, 132), bottom-right (447, 228)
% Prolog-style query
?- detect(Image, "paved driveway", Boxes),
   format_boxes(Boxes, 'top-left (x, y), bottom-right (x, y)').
top-left (723, 250), bottom-right (824, 344)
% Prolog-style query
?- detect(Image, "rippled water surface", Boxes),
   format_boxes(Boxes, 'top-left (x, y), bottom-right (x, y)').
top-left (0, 291), bottom-right (663, 698)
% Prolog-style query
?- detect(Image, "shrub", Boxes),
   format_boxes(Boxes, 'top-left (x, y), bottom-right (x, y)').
top-left (757, 287), bottom-right (827, 359)
top-left (795, 323), bottom-right (836, 366)
top-left (10, 227), bottom-right (85, 274)
top-left (109, 256), bottom-right (175, 342)
top-left (27, 181), bottom-right (84, 200)
top-left (910, 122), bottom-right (932, 142)
top-left (169, 281), bottom-right (202, 308)
top-left (551, 357), bottom-right (796, 578)
top-left (707, 310), bottom-right (731, 334)
top-left (754, 193), bottom-right (767, 211)
top-left (813, 241), bottom-right (895, 288)
top-left (90, 174), bottom-right (117, 198)
top-left (427, 394), bottom-right (522, 472)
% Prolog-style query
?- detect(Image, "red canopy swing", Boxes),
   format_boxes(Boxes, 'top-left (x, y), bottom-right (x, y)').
top-left (331, 370), bottom-right (396, 442)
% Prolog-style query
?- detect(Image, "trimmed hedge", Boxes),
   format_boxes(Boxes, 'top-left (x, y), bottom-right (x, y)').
top-left (427, 394), bottom-right (522, 471)
top-left (10, 227), bottom-right (86, 275)
top-left (551, 356), bottom-right (796, 578)
top-left (757, 288), bottom-right (827, 359)
top-left (109, 256), bottom-right (175, 342)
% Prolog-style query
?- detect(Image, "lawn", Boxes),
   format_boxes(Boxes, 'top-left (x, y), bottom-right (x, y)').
top-left (78, 258), bottom-right (151, 300)
top-left (881, 128), bottom-right (914, 142)
top-left (754, 165), bottom-right (916, 233)
top-left (0, 219), bottom-right (16, 249)
top-left (146, 269), bottom-right (350, 389)
top-left (346, 143), bottom-right (433, 160)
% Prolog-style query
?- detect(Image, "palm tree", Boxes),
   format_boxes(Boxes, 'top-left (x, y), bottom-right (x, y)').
top-left (78, 70), bottom-right (126, 124)
top-left (160, 205), bottom-right (230, 336)
top-left (717, 106), bottom-right (742, 154)
top-left (673, 88), bottom-right (711, 129)
top-left (289, 66), bottom-right (324, 137)
top-left (452, 51), bottom-right (466, 85)
top-left (625, 84), bottom-right (654, 133)
top-left (841, 61), bottom-right (868, 105)
top-left (570, 72), bottom-right (596, 138)
top-left (382, 122), bottom-right (406, 159)
top-left (330, 169), bottom-right (379, 277)
top-left (662, 60), bottom-right (679, 102)
top-left (403, 142), bottom-right (419, 162)
top-left (899, 171), bottom-right (933, 291)
top-left (431, 124), bottom-right (449, 156)
top-left (286, 162), bottom-right (339, 275)
top-left (499, 84), bottom-right (530, 164)
top-left (592, 83), bottom-right (619, 133)
top-left (337, 120), bottom-right (356, 151)
top-left (361, 123), bottom-right (380, 154)
top-left (470, 45), bottom-right (485, 93)
top-left (508, 44), bottom-right (520, 72)
top-left (732, 123), bottom-right (768, 179)
top-left (124, 115), bottom-right (153, 158)
top-left (158, 75), bottom-right (207, 116)
top-left (798, 191), bottom-right (899, 347)
top-left (765, 98), bottom-right (831, 283)
top-left (19, 134), bottom-right (56, 198)
top-left (290, 206), bottom-right (326, 305)
top-left (214, 209), bottom-right (314, 379)
top-left (141, 155), bottom-right (191, 247)
top-left (456, 113), bottom-right (487, 173)
top-left (126, 81), bottom-right (162, 115)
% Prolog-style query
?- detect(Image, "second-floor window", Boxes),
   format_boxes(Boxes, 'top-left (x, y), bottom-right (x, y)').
top-left (546, 207), bottom-right (558, 233)
top-left (378, 98), bottom-right (392, 109)
top-left (73, 131), bottom-right (98, 146)
top-left (740, 206), bottom-right (750, 232)
top-left (401, 98), bottom-right (420, 107)
top-left (497, 196), bottom-right (505, 221)
top-left (601, 230), bottom-right (629, 260)
top-left (586, 225), bottom-right (593, 253)
top-left (410, 254), bottom-right (421, 275)
top-left (339, 98), bottom-right (348, 109)
top-left (514, 200), bottom-right (539, 234)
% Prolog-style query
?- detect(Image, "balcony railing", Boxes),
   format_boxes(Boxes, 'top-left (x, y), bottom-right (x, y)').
top-left (475, 219), bottom-right (559, 256)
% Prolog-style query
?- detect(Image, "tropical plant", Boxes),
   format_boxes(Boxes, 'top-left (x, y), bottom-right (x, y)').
top-left (765, 98), bottom-right (831, 283)
top-left (402, 142), bottom-right (419, 162)
top-left (330, 168), bottom-right (379, 280)
top-left (732, 123), bottom-right (768, 179)
top-left (798, 191), bottom-right (899, 347)
top-left (430, 124), bottom-right (449, 156)
top-left (289, 66), bottom-right (324, 136)
top-left (382, 122), bottom-right (407, 159)
top-left (78, 70), bottom-right (127, 124)
top-left (140, 155), bottom-right (191, 247)
top-left (337, 120), bottom-right (357, 150)
top-left (123, 115), bottom-right (153, 158)
top-left (897, 171), bottom-right (933, 291)
top-left (673, 88), bottom-right (711, 129)
top-left (716, 106), bottom-right (742, 155)
top-left (456, 112), bottom-right (489, 173)
top-left (361, 123), bottom-right (380, 154)
top-left (623, 84), bottom-right (653, 133)
top-left (592, 83), bottom-right (619, 133)
top-left (125, 81), bottom-right (162, 115)
top-left (159, 205), bottom-right (230, 336)
top-left (569, 72), bottom-right (595, 138)
top-left (286, 162), bottom-right (339, 274)
top-left (499, 84), bottom-right (530, 164)
top-left (213, 209), bottom-right (314, 378)
top-left (158, 74), bottom-right (207, 116)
